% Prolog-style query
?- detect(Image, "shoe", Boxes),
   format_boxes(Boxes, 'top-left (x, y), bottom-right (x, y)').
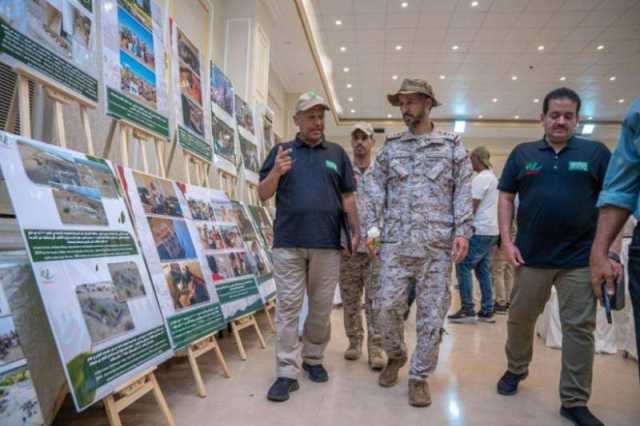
top-left (266, 378), bottom-right (299, 402)
top-left (497, 370), bottom-right (528, 396)
top-left (302, 363), bottom-right (329, 383)
top-left (368, 348), bottom-right (385, 371)
top-left (447, 308), bottom-right (477, 323)
top-left (560, 406), bottom-right (604, 426)
top-left (344, 339), bottom-right (362, 361)
top-left (494, 303), bottom-right (509, 315)
top-left (477, 309), bottom-right (496, 323)
top-left (379, 354), bottom-right (408, 387)
top-left (408, 379), bottom-right (432, 407)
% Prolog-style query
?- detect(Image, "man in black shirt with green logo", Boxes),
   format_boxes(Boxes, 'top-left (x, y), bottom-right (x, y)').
top-left (496, 88), bottom-right (615, 426)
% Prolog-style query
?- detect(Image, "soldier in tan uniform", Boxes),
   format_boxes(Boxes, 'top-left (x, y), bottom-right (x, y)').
top-left (365, 79), bottom-right (473, 407)
top-left (339, 122), bottom-right (385, 370)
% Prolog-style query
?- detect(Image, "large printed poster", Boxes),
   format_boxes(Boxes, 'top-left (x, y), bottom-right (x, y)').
top-left (0, 132), bottom-right (172, 411)
top-left (0, 254), bottom-right (44, 425)
top-left (210, 64), bottom-right (237, 176)
top-left (172, 23), bottom-right (212, 162)
top-left (0, 0), bottom-right (98, 102)
top-left (235, 95), bottom-right (259, 184)
top-left (118, 169), bottom-right (226, 349)
top-left (102, 0), bottom-right (170, 138)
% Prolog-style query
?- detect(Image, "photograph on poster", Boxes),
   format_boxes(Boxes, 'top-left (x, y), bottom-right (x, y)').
top-left (235, 95), bottom-right (254, 134)
top-left (239, 135), bottom-right (260, 174)
top-left (120, 50), bottom-right (157, 108)
top-left (263, 118), bottom-right (273, 153)
top-left (18, 140), bottom-right (81, 187)
top-left (118, 5), bottom-right (155, 69)
top-left (219, 225), bottom-right (244, 250)
top-left (248, 240), bottom-right (270, 275)
top-left (228, 251), bottom-right (250, 277)
top-left (187, 198), bottom-right (215, 221)
top-left (206, 254), bottom-right (234, 283)
top-left (118, 0), bottom-right (152, 29)
top-left (52, 186), bottom-right (108, 226)
top-left (180, 65), bottom-right (203, 105)
top-left (25, 0), bottom-right (72, 58)
top-left (177, 30), bottom-right (200, 74)
top-left (231, 202), bottom-right (255, 241)
top-left (211, 65), bottom-right (234, 116)
top-left (181, 93), bottom-right (205, 137)
top-left (0, 316), bottom-right (22, 367)
top-left (147, 217), bottom-right (196, 261)
top-left (75, 282), bottom-right (135, 344)
top-left (71, 3), bottom-right (92, 49)
top-left (212, 201), bottom-right (234, 223)
top-left (212, 115), bottom-right (236, 163)
top-left (0, 366), bottom-right (42, 426)
top-left (75, 158), bottom-right (119, 198)
top-left (133, 172), bottom-right (183, 217)
top-left (250, 205), bottom-right (274, 248)
top-left (108, 261), bottom-right (146, 302)
top-left (196, 223), bottom-right (226, 251)
top-left (162, 261), bottom-right (210, 310)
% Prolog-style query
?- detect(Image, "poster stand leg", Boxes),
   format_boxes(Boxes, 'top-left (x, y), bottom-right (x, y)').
top-left (184, 153), bottom-right (211, 187)
top-left (231, 313), bottom-right (267, 361)
top-left (216, 170), bottom-right (237, 200)
top-left (178, 333), bottom-right (231, 398)
top-left (262, 299), bottom-right (276, 333)
top-left (103, 367), bottom-right (175, 426)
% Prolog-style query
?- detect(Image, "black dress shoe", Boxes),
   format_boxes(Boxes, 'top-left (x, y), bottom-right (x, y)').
top-left (267, 378), bottom-right (299, 402)
top-left (302, 362), bottom-right (329, 382)
top-left (497, 370), bottom-right (528, 396)
top-left (560, 406), bottom-right (604, 426)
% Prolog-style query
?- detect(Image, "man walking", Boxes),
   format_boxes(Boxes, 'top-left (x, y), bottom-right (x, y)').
top-left (259, 91), bottom-right (360, 402)
top-left (496, 88), bottom-right (613, 426)
top-left (365, 78), bottom-right (472, 407)
top-left (340, 122), bottom-right (385, 370)
top-left (448, 146), bottom-right (499, 323)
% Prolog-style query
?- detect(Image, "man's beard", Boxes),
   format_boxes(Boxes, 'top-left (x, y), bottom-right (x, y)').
top-left (404, 113), bottom-right (424, 130)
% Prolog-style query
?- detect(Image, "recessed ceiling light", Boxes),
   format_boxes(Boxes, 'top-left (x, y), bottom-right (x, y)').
top-left (401, 2), bottom-right (409, 8)
top-left (511, 75), bottom-right (518, 81)
top-left (471, 1), bottom-right (479, 6)
top-left (588, 116), bottom-right (593, 120)
top-left (514, 115), bottom-right (520, 119)
top-left (597, 44), bottom-right (605, 50)
top-left (387, 114), bottom-right (393, 118)
top-left (452, 45), bottom-right (459, 50)
top-left (619, 99), bottom-right (625, 103)
top-left (454, 120), bottom-right (466, 133)
top-left (340, 46), bottom-right (347, 52)
top-left (350, 109), bottom-right (356, 113)
top-left (392, 75), bottom-right (398, 80)
top-left (439, 75), bottom-right (446, 79)
top-left (537, 45), bottom-right (545, 51)
top-left (582, 124), bottom-right (595, 135)
top-left (348, 97), bottom-right (354, 102)
top-left (609, 76), bottom-right (616, 81)
top-left (395, 45), bottom-right (403, 51)
top-left (335, 20), bottom-right (342, 26)
top-left (478, 114), bottom-right (483, 119)
top-left (343, 67), bottom-right (350, 72)
top-left (533, 98), bottom-right (539, 103)
top-left (560, 76), bottom-right (566, 81)
top-left (492, 98), bottom-right (498, 103)
top-left (346, 83), bottom-right (352, 88)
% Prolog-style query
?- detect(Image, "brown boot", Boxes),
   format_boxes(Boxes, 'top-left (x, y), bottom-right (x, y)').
top-left (368, 348), bottom-right (385, 371)
top-left (344, 339), bottom-right (362, 361)
top-left (408, 379), bottom-right (431, 407)
top-left (378, 354), bottom-right (407, 387)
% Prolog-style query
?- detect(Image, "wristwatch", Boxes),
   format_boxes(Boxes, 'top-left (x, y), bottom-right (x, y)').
top-left (608, 251), bottom-right (621, 263)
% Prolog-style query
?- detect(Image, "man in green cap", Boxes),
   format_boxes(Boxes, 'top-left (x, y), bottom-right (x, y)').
top-left (364, 78), bottom-right (473, 407)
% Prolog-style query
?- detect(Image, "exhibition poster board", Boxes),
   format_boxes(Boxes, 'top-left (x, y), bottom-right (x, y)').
top-left (0, 253), bottom-right (44, 425)
top-left (235, 95), bottom-right (259, 184)
top-left (0, 0), bottom-right (98, 102)
top-left (118, 169), bottom-right (225, 350)
top-left (210, 64), bottom-right (237, 176)
top-left (0, 132), bottom-right (173, 411)
top-left (101, 0), bottom-right (170, 138)
top-left (248, 205), bottom-right (274, 252)
top-left (171, 22), bottom-right (212, 162)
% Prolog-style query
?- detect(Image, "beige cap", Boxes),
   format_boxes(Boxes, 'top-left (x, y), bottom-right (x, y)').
top-left (471, 146), bottom-right (492, 169)
top-left (295, 91), bottom-right (330, 113)
top-left (351, 122), bottom-right (374, 137)
top-left (387, 78), bottom-right (441, 107)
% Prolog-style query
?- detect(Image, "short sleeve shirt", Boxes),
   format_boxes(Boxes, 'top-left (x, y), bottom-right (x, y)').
top-left (259, 136), bottom-right (356, 249)
top-left (498, 136), bottom-right (611, 268)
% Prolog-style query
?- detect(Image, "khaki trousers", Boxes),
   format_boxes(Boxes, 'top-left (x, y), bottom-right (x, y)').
top-left (273, 248), bottom-right (340, 379)
top-left (492, 246), bottom-right (514, 305)
top-left (506, 266), bottom-right (596, 407)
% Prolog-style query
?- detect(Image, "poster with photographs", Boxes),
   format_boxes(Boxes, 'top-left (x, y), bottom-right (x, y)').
top-left (239, 133), bottom-right (260, 184)
top-left (211, 64), bottom-right (234, 119)
top-left (0, 255), bottom-right (44, 426)
top-left (0, 132), bottom-right (172, 411)
top-left (0, 0), bottom-right (98, 102)
top-left (118, 169), bottom-right (226, 349)
top-left (248, 205), bottom-right (274, 251)
top-left (255, 103), bottom-right (274, 164)
top-left (171, 23), bottom-right (212, 162)
top-left (210, 64), bottom-right (237, 176)
top-left (101, 0), bottom-right (170, 138)
top-left (235, 95), bottom-right (255, 136)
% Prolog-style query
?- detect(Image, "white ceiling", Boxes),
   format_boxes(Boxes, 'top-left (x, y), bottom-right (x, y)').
top-left (271, 0), bottom-right (640, 123)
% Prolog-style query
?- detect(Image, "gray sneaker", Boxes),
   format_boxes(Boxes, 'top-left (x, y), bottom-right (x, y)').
top-left (447, 308), bottom-right (477, 323)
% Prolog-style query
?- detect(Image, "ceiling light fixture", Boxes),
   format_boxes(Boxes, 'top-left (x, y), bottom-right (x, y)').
top-left (350, 109), bottom-right (356, 113)
top-left (452, 45), bottom-right (459, 50)
top-left (343, 67), bottom-right (350, 72)
top-left (471, 1), bottom-right (479, 6)
top-left (560, 76), bottom-right (566, 81)
top-left (387, 114), bottom-right (393, 118)
top-left (511, 75), bottom-right (518, 81)
top-left (619, 99), bottom-right (625, 103)
top-left (514, 115), bottom-right (520, 119)
top-left (533, 98), bottom-right (539, 103)
top-left (392, 74), bottom-right (398, 80)
top-left (582, 124), bottom-right (595, 135)
top-left (439, 75), bottom-right (446, 79)
top-left (401, 2), bottom-right (409, 8)
top-left (340, 46), bottom-right (347, 52)
top-left (454, 120), bottom-right (466, 133)
top-left (478, 114), bottom-right (483, 119)
top-left (597, 44), bottom-right (605, 50)
top-left (348, 97), bottom-right (354, 102)
top-left (609, 76), bottom-right (616, 81)
top-left (492, 98), bottom-right (498, 103)
top-left (537, 45), bottom-right (545, 51)
top-left (335, 20), bottom-right (342, 26)
top-left (346, 83), bottom-right (352, 88)
top-left (395, 45), bottom-right (403, 51)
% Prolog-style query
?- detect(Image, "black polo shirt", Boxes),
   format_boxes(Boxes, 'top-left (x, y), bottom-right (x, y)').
top-left (499, 136), bottom-right (611, 268)
top-left (259, 136), bottom-right (356, 249)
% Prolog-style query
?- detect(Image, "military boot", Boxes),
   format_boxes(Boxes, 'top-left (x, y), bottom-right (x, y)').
top-left (368, 347), bottom-right (385, 371)
top-left (378, 354), bottom-right (407, 387)
top-left (344, 339), bottom-right (362, 361)
top-left (408, 379), bottom-right (431, 407)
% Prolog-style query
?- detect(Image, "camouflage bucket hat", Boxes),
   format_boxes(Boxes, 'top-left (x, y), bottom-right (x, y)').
top-left (387, 78), bottom-right (442, 107)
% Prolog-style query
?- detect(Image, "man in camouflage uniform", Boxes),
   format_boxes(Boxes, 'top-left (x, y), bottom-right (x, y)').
top-left (339, 122), bottom-right (385, 370)
top-left (365, 79), bottom-right (473, 407)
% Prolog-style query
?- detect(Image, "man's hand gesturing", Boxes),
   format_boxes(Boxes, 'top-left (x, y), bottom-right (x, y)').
top-left (273, 146), bottom-right (293, 177)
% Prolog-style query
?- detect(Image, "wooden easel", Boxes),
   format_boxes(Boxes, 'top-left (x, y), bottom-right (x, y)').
top-left (103, 368), bottom-right (174, 426)
top-left (231, 311), bottom-right (267, 360)
top-left (178, 333), bottom-right (231, 397)
top-left (262, 299), bottom-right (276, 333)
top-left (183, 153), bottom-right (211, 187)
top-left (217, 169), bottom-right (237, 199)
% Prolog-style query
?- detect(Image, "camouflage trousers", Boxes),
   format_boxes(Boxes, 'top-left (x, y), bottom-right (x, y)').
top-left (339, 253), bottom-right (383, 353)
top-left (378, 243), bottom-right (452, 380)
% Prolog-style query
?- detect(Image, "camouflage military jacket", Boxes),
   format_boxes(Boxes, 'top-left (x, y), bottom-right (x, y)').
top-left (352, 162), bottom-right (375, 253)
top-left (364, 129), bottom-right (473, 257)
